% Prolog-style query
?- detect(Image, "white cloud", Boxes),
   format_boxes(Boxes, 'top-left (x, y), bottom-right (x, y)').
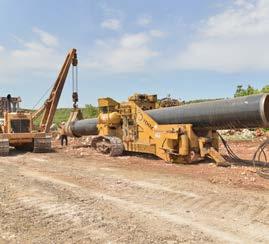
top-left (176, 0), bottom-right (269, 72)
top-left (100, 3), bottom-right (123, 20)
top-left (84, 31), bottom-right (161, 73)
top-left (149, 29), bottom-right (166, 38)
top-left (202, 0), bottom-right (268, 38)
top-left (33, 27), bottom-right (59, 47)
top-left (0, 28), bottom-right (63, 83)
top-left (137, 15), bottom-right (152, 26)
top-left (0, 45), bottom-right (4, 52)
top-left (10, 41), bottom-right (61, 71)
top-left (120, 33), bottom-right (149, 48)
top-left (234, 0), bottom-right (254, 8)
top-left (101, 18), bottom-right (121, 30)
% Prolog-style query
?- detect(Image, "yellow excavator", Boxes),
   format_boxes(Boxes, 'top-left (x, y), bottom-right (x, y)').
top-left (0, 48), bottom-right (78, 156)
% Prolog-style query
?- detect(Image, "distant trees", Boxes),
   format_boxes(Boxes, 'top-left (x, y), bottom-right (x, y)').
top-left (261, 85), bottom-right (269, 93)
top-left (84, 104), bottom-right (98, 118)
top-left (234, 85), bottom-right (269, 97)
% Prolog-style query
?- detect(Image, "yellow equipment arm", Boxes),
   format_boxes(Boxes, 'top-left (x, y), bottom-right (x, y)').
top-left (33, 48), bottom-right (78, 133)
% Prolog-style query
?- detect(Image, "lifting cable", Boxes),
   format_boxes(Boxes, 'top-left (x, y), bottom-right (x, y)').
top-left (32, 82), bottom-right (55, 110)
top-left (72, 64), bottom-right (78, 107)
top-left (33, 62), bottom-right (78, 111)
top-left (218, 132), bottom-right (269, 179)
top-left (72, 64), bottom-right (78, 94)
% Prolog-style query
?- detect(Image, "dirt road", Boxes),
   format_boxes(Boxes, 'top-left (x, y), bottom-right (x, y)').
top-left (1, 147), bottom-right (269, 243)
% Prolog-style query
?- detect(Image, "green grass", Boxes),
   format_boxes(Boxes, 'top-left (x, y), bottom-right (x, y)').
top-left (53, 106), bottom-right (98, 125)
top-left (32, 104), bottom-right (98, 127)
top-left (53, 108), bottom-right (74, 125)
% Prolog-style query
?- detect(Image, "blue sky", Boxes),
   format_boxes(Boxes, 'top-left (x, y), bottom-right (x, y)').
top-left (1, 0), bottom-right (269, 108)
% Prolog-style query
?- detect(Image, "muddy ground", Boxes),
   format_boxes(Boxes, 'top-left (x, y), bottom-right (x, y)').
top-left (1, 138), bottom-right (269, 243)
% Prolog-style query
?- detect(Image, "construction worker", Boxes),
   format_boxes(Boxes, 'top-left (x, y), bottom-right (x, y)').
top-left (59, 122), bottom-right (68, 146)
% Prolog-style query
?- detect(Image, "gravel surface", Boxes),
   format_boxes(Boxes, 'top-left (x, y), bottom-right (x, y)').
top-left (0, 140), bottom-right (269, 243)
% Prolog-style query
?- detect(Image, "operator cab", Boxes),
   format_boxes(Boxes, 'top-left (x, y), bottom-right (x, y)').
top-left (0, 95), bottom-right (31, 133)
top-left (7, 112), bottom-right (32, 133)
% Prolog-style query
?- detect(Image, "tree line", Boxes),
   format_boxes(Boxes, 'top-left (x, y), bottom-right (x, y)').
top-left (234, 85), bottom-right (269, 97)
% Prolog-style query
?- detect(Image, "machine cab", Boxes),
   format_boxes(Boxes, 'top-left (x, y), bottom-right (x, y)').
top-left (4, 112), bottom-right (33, 134)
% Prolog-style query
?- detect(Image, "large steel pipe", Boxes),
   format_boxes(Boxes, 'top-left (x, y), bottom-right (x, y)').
top-left (147, 93), bottom-right (269, 130)
top-left (68, 94), bottom-right (269, 136)
top-left (68, 118), bottom-right (98, 137)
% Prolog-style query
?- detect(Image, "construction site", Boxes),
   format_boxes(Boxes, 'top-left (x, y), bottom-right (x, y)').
top-left (0, 47), bottom-right (269, 243)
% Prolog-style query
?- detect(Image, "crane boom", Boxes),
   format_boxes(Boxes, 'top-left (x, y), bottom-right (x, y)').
top-left (33, 48), bottom-right (78, 133)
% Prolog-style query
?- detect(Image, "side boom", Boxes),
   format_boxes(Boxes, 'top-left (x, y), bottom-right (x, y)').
top-left (33, 48), bottom-right (78, 132)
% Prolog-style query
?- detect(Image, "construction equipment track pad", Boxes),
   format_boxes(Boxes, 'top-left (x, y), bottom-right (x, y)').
top-left (33, 137), bottom-right (52, 153)
top-left (91, 136), bottom-right (124, 157)
top-left (0, 139), bottom-right (9, 156)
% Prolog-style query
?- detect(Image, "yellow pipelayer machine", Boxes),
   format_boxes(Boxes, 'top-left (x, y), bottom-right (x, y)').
top-left (65, 93), bottom-right (269, 165)
top-left (0, 49), bottom-right (78, 156)
top-left (96, 95), bottom-right (222, 164)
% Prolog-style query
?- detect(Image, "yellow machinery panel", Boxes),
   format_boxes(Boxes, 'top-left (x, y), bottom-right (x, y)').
top-left (95, 94), bottom-right (227, 166)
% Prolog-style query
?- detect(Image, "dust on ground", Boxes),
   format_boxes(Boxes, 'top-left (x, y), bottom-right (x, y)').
top-left (59, 136), bottom-right (269, 191)
top-left (0, 137), bottom-right (269, 243)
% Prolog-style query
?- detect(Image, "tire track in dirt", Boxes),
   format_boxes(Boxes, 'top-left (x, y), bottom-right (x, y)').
top-left (20, 168), bottom-right (269, 243)
top-left (20, 158), bottom-right (269, 235)
top-left (1, 152), bottom-right (269, 243)
top-left (0, 163), bottom-right (209, 243)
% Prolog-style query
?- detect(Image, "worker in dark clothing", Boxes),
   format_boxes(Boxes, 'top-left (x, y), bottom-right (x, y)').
top-left (59, 122), bottom-right (68, 146)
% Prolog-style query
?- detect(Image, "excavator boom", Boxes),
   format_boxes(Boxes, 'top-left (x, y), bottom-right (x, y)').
top-left (33, 48), bottom-right (78, 132)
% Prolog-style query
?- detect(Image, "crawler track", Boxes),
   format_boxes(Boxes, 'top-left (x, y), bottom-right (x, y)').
top-left (0, 139), bottom-right (9, 156)
top-left (33, 137), bottom-right (52, 153)
top-left (92, 136), bottom-right (124, 156)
